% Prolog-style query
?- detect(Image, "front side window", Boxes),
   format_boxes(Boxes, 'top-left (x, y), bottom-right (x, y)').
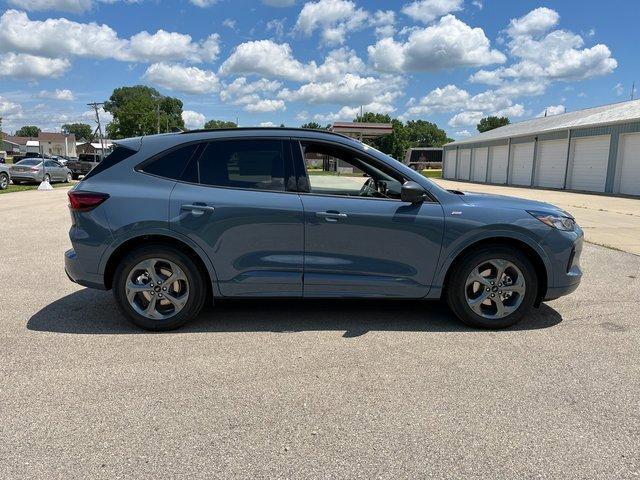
top-left (299, 141), bottom-right (404, 200)
top-left (191, 139), bottom-right (285, 191)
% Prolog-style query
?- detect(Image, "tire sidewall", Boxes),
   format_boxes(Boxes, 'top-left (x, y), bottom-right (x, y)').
top-left (448, 247), bottom-right (538, 329)
top-left (0, 173), bottom-right (8, 189)
top-left (113, 246), bottom-right (206, 331)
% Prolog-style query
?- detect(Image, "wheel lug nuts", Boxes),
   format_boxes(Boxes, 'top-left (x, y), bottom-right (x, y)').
top-left (158, 294), bottom-right (163, 297)
top-left (486, 288), bottom-right (490, 292)
top-left (490, 294), bottom-right (495, 297)
top-left (162, 287), bottom-right (167, 291)
top-left (150, 292), bottom-right (155, 295)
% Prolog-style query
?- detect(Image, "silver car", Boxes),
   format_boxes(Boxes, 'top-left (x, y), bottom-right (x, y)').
top-left (0, 163), bottom-right (10, 189)
top-left (10, 158), bottom-right (73, 184)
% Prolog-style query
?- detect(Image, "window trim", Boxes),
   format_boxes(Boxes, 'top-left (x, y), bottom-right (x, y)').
top-left (135, 140), bottom-right (204, 181)
top-left (290, 138), bottom-right (439, 204)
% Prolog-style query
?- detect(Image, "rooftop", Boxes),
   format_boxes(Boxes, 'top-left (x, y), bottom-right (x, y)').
top-left (447, 98), bottom-right (640, 146)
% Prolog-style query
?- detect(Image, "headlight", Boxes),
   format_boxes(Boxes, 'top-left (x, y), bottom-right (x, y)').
top-left (527, 210), bottom-right (576, 231)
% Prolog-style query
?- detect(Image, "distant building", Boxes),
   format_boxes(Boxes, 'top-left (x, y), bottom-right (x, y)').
top-left (330, 122), bottom-right (393, 141)
top-left (443, 99), bottom-right (640, 197)
top-left (0, 132), bottom-right (76, 157)
top-left (76, 140), bottom-right (114, 156)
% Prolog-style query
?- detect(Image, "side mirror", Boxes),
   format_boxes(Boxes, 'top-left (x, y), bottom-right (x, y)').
top-left (401, 181), bottom-right (427, 203)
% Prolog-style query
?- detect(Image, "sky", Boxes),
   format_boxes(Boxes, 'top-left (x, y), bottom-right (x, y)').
top-left (0, 0), bottom-right (637, 139)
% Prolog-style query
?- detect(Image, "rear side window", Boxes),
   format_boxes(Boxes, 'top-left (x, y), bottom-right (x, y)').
top-left (141, 143), bottom-right (199, 180)
top-left (190, 139), bottom-right (285, 191)
top-left (83, 146), bottom-right (137, 180)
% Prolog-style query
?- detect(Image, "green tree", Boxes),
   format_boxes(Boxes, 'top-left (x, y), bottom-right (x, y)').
top-left (104, 85), bottom-right (185, 139)
top-left (477, 116), bottom-right (510, 133)
top-left (62, 123), bottom-right (93, 141)
top-left (15, 126), bottom-right (41, 137)
top-left (354, 112), bottom-right (392, 124)
top-left (203, 120), bottom-right (237, 129)
top-left (300, 122), bottom-right (324, 130)
top-left (405, 120), bottom-right (452, 147)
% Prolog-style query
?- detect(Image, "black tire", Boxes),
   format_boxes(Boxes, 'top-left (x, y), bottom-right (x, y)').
top-left (112, 245), bottom-right (207, 331)
top-left (66, 172), bottom-right (73, 183)
top-left (0, 172), bottom-right (8, 190)
top-left (12, 179), bottom-right (21, 185)
top-left (72, 173), bottom-right (80, 180)
top-left (446, 245), bottom-right (538, 329)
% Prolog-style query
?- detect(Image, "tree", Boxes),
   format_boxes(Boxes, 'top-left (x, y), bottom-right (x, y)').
top-left (477, 116), bottom-right (510, 133)
top-left (204, 120), bottom-right (237, 129)
top-left (300, 122), bottom-right (325, 130)
top-left (15, 126), bottom-right (41, 137)
top-left (405, 120), bottom-right (452, 147)
top-left (104, 85), bottom-right (185, 139)
top-left (62, 123), bottom-right (93, 141)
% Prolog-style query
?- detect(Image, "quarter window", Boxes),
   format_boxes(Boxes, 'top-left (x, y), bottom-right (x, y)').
top-left (141, 144), bottom-right (198, 180)
top-left (192, 139), bottom-right (285, 191)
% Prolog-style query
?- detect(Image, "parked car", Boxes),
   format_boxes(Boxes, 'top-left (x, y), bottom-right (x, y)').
top-left (0, 163), bottom-right (10, 189)
top-left (10, 158), bottom-right (72, 184)
top-left (67, 153), bottom-right (101, 179)
top-left (65, 128), bottom-right (583, 331)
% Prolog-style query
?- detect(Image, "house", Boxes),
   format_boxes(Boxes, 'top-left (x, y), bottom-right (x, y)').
top-left (76, 140), bottom-right (114, 156)
top-left (37, 132), bottom-right (77, 157)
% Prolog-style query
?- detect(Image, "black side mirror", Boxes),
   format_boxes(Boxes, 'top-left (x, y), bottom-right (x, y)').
top-left (401, 181), bottom-right (427, 203)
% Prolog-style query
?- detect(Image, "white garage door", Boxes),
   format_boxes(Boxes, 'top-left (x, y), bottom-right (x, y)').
top-left (618, 133), bottom-right (640, 196)
top-left (457, 149), bottom-right (471, 180)
top-left (569, 135), bottom-right (610, 192)
top-left (535, 139), bottom-right (568, 188)
top-left (510, 142), bottom-right (534, 186)
top-left (489, 145), bottom-right (508, 184)
top-left (472, 147), bottom-right (488, 182)
top-left (444, 149), bottom-right (457, 179)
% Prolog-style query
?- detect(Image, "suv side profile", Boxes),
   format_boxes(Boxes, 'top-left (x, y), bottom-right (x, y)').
top-left (65, 128), bottom-right (583, 331)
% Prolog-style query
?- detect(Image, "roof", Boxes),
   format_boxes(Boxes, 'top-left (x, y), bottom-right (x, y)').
top-left (38, 132), bottom-right (76, 143)
top-left (447, 98), bottom-right (640, 146)
top-left (1, 133), bottom-right (30, 145)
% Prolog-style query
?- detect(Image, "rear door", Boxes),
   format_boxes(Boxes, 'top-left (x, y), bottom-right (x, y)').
top-left (292, 139), bottom-right (444, 298)
top-left (168, 138), bottom-right (304, 297)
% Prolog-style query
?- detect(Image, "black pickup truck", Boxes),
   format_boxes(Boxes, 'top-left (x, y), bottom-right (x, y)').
top-left (66, 153), bottom-right (101, 179)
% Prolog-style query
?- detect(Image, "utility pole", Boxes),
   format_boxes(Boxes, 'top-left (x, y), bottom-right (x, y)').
top-left (87, 102), bottom-right (106, 160)
top-left (156, 103), bottom-right (161, 134)
top-left (632, 82), bottom-right (636, 101)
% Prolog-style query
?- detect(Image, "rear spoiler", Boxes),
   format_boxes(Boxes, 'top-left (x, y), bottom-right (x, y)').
top-left (113, 136), bottom-right (143, 152)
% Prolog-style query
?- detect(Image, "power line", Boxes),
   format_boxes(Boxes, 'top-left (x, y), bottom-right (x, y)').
top-left (87, 102), bottom-right (106, 160)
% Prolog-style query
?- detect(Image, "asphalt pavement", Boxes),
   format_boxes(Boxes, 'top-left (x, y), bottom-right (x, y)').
top-left (1, 187), bottom-right (639, 479)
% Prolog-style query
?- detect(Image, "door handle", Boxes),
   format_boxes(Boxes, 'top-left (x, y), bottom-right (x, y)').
top-left (181, 204), bottom-right (215, 217)
top-left (316, 211), bottom-right (348, 222)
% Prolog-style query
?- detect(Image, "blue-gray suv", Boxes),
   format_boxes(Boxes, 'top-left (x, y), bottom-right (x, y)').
top-left (65, 128), bottom-right (583, 331)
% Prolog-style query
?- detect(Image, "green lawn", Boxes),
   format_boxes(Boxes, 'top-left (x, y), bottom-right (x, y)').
top-left (0, 181), bottom-right (76, 194)
top-left (421, 169), bottom-right (442, 179)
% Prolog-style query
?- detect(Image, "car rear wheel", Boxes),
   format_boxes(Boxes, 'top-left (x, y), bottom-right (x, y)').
top-left (446, 246), bottom-right (538, 329)
top-left (12, 179), bottom-right (21, 185)
top-left (113, 245), bottom-right (207, 331)
top-left (0, 173), bottom-right (8, 190)
top-left (66, 172), bottom-right (73, 183)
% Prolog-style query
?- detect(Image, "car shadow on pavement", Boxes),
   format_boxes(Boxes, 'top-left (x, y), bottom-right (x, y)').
top-left (27, 288), bottom-right (563, 336)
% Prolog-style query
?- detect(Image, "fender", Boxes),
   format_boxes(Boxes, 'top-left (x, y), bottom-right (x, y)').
top-left (98, 226), bottom-right (222, 297)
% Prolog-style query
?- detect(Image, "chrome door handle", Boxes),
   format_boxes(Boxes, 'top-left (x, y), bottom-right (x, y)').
top-left (181, 204), bottom-right (215, 216)
top-left (316, 211), bottom-right (348, 222)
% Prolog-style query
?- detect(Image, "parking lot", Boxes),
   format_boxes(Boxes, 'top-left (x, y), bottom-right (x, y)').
top-left (1, 187), bottom-right (639, 479)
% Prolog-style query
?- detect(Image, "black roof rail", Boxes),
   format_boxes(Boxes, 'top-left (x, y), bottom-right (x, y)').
top-left (179, 126), bottom-right (356, 141)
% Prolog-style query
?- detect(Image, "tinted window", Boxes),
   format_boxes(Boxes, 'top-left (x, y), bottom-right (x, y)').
top-left (44, 161), bottom-right (58, 168)
top-left (195, 140), bottom-right (285, 191)
top-left (83, 146), bottom-right (137, 180)
top-left (17, 159), bottom-right (41, 166)
top-left (141, 144), bottom-right (198, 180)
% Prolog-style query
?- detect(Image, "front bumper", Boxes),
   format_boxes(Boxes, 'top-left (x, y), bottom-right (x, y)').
top-left (543, 227), bottom-right (583, 301)
top-left (65, 248), bottom-right (106, 290)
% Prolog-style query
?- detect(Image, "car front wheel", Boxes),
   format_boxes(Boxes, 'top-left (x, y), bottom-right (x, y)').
top-left (0, 172), bottom-right (8, 190)
top-left (113, 245), bottom-right (207, 331)
top-left (446, 246), bottom-right (538, 329)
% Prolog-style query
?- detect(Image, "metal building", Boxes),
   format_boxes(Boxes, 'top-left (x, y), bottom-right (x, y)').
top-left (443, 99), bottom-right (640, 196)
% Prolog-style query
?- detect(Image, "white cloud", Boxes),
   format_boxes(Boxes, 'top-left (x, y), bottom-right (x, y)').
top-left (0, 10), bottom-right (220, 64)
top-left (507, 7), bottom-right (559, 38)
top-left (37, 89), bottom-right (75, 101)
top-left (0, 96), bottom-right (23, 118)
top-left (7, 0), bottom-right (92, 13)
top-left (294, 0), bottom-right (368, 45)
top-left (448, 111), bottom-right (484, 127)
top-left (370, 10), bottom-right (395, 37)
top-left (245, 99), bottom-right (286, 112)
top-left (266, 18), bottom-right (286, 39)
top-left (368, 15), bottom-right (506, 72)
top-left (223, 18), bottom-right (236, 29)
top-left (537, 105), bottom-right (565, 117)
top-left (220, 77), bottom-right (281, 103)
top-left (263, 0), bottom-right (295, 6)
top-left (143, 63), bottom-right (220, 94)
top-left (219, 41), bottom-right (364, 82)
top-left (401, 0), bottom-right (463, 24)
top-left (259, 121), bottom-right (277, 127)
top-left (189, 0), bottom-right (218, 6)
top-left (614, 83), bottom-right (624, 96)
top-left (182, 110), bottom-right (206, 129)
top-left (0, 53), bottom-right (70, 78)
top-left (456, 129), bottom-right (472, 137)
top-left (313, 100), bottom-right (396, 122)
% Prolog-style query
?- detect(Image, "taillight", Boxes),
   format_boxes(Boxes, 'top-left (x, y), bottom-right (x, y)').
top-left (30, 167), bottom-right (39, 172)
top-left (68, 191), bottom-right (109, 211)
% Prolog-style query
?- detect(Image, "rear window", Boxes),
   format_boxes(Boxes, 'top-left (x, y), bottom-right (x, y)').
top-left (140, 143), bottom-right (199, 180)
top-left (17, 159), bottom-right (41, 166)
top-left (82, 146), bottom-right (137, 180)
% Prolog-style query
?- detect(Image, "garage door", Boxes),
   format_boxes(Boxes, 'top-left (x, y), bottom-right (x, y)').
top-left (472, 147), bottom-right (488, 182)
top-left (457, 149), bottom-right (471, 180)
top-left (535, 139), bottom-right (568, 188)
top-left (489, 145), bottom-right (508, 184)
top-left (510, 142), bottom-right (534, 186)
top-left (444, 149), bottom-right (457, 179)
top-left (568, 135), bottom-right (610, 192)
top-left (617, 133), bottom-right (640, 196)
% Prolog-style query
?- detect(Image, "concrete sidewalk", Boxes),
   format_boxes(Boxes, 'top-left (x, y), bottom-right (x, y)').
top-left (432, 179), bottom-right (640, 255)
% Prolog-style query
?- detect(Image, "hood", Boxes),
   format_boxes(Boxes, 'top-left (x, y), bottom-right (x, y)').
top-left (454, 190), bottom-right (571, 217)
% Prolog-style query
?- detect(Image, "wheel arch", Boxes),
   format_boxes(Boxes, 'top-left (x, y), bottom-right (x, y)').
top-left (103, 233), bottom-right (216, 302)
top-left (439, 236), bottom-right (549, 306)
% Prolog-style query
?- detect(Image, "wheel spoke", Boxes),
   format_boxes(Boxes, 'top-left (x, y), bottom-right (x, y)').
top-left (138, 259), bottom-right (160, 284)
top-left (163, 291), bottom-right (187, 311)
top-left (491, 259), bottom-right (509, 283)
top-left (468, 268), bottom-right (491, 287)
top-left (144, 295), bottom-right (159, 318)
top-left (468, 291), bottom-right (491, 315)
top-left (502, 277), bottom-right (526, 294)
top-left (125, 281), bottom-right (149, 301)
top-left (163, 268), bottom-right (186, 287)
top-left (494, 296), bottom-right (506, 317)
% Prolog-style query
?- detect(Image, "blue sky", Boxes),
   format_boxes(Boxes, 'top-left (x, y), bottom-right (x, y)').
top-left (0, 0), bottom-right (636, 138)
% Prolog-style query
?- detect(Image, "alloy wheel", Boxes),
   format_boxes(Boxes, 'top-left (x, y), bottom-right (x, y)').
top-left (125, 258), bottom-right (190, 320)
top-left (464, 259), bottom-right (526, 319)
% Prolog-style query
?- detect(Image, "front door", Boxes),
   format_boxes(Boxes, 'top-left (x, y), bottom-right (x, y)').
top-left (169, 138), bottom-right (304, 297)
top-left (292, 140), bottom-right (445, 298)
